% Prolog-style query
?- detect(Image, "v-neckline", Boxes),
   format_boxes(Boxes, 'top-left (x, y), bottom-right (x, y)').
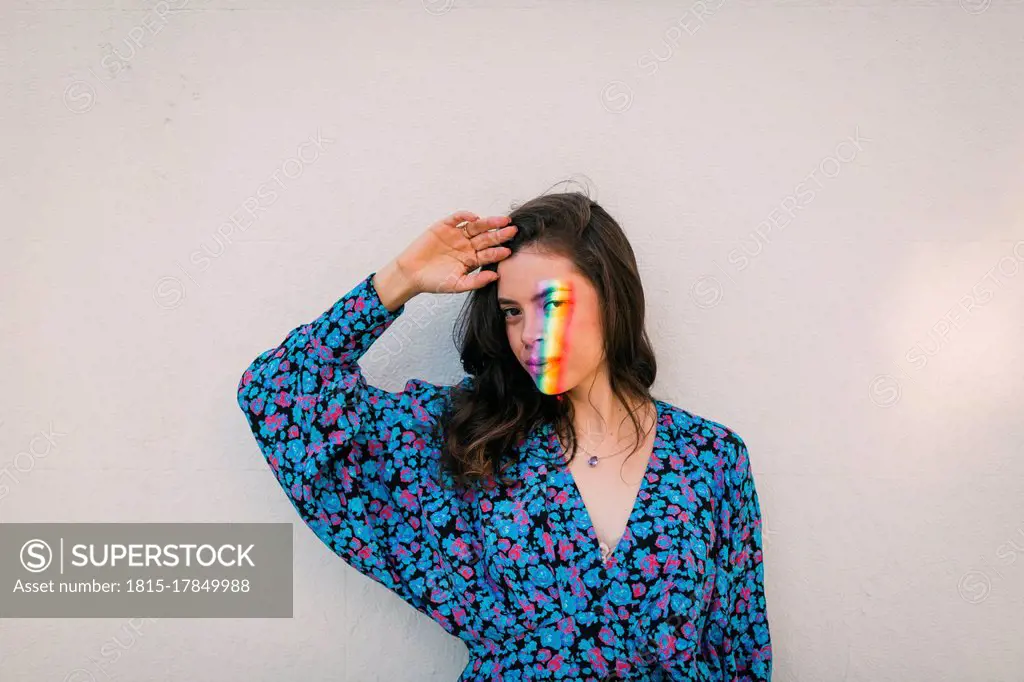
top-left (544, 399), bottom-right (665, 569)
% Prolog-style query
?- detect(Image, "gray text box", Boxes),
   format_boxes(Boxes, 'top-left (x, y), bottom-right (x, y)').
top-left (0, 523), bottom-right (292, 617)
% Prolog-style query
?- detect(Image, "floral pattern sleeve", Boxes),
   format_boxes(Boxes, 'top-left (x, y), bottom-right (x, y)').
top-left (698, 436), bottom-right (773, 681)
top-left (235, 272), bottom-right (469, 636)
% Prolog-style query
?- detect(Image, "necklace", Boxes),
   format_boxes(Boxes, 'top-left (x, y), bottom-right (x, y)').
top-left (555, 429), bottom-right (634, 468)
top-left (578, 441), bottom-right (633, 467)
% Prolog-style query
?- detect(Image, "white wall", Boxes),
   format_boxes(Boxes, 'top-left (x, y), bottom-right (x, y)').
top-left (2, 1), bottom-right (1022, 680)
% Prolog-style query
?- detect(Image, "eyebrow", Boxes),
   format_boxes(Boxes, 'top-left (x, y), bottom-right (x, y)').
top-left (497, 285), bottom-right (568, 306)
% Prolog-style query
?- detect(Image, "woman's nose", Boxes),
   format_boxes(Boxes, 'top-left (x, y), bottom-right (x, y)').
top-left (522, 311), bottom-right (545, 351)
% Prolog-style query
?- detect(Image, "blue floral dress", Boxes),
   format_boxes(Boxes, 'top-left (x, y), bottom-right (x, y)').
top-left (236, 273), bottom-right (772, 681)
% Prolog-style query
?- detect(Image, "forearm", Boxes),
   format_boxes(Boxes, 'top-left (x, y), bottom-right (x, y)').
top-left (372, 260), bottom-right (418, 312)
top-left (237, 272), bottom-right (407, 448)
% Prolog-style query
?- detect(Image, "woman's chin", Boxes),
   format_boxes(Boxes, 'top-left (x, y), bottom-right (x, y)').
top-left (532, 376), bottom-right (574, 395)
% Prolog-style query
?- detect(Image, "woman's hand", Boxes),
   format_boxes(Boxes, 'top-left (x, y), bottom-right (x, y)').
top-left (395, 211), bottom-right (518, 295)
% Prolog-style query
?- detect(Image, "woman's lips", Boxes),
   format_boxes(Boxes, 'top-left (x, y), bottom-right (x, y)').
top-left (527, 358), bottom-right (557, 370)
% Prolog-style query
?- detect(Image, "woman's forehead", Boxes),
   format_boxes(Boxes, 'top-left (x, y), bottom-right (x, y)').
top-left (497, 274), bottom-right (582, 304)
top-left (496, 250), bottom-right (581, 298)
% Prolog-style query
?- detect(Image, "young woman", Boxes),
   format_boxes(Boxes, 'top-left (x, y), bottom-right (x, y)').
top-left (236, 192), bottom-right (772, 681)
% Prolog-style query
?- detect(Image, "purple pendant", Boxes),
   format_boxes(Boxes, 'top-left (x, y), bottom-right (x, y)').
top-left (587, 455), bottom-right (599, 467)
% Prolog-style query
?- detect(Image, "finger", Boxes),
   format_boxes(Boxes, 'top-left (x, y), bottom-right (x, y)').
top-left (475, 245), bottom-right (512, 266)
top-left (470, 224), bottom-right (517, 250)
top-left (442, 210), bottom-right (480, 230)
top-left (461, 214), bottom-right (511, 239)
top-left (453, 269), bottom-right (498, 293)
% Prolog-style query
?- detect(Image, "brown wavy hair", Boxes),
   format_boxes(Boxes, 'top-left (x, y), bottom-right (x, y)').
top-left (435, 189), bottom-right (658, 490)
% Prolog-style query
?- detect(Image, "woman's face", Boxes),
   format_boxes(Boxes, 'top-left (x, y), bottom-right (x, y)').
top-left (495, 247), bottom-right (605, 395)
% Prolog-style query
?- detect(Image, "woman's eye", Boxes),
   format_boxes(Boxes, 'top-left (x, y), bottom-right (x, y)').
top-left (502, 307), bottom-right (519, 319)
top-left (543, 300), bottom-right (564, 312)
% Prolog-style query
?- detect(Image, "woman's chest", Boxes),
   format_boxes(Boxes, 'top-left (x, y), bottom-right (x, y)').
top-left (466, 447), bottom-right (722, 640)
top-left (567, 441), bottom-right (654, 558)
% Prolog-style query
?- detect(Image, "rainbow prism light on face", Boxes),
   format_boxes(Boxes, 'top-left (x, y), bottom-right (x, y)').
top-left (529, 278), bottom-right (575, 395)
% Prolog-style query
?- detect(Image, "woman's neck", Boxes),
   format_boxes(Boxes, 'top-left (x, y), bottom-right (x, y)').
top-left (562, 371), bottom-right (652, 449)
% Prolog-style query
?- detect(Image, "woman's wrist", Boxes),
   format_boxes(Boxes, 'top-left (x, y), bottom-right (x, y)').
top-left (372, 260), bottom-right (418, 312)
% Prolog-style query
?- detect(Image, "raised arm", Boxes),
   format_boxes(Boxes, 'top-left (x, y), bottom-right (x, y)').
top-left (235, 269), bottom-right (469, 626)
top-left (235, 211), bottom-right (519, 637)
top-left (236, 264), bottom-right (417, 453)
